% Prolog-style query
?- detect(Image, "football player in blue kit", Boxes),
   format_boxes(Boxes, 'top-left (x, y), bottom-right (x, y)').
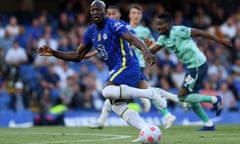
top-left (37, 0), bottom-right (167, 131)
top-left (87, 4), bottom-right (179, 130)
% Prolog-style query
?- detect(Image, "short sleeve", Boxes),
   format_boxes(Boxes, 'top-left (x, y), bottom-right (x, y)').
top-left (156, 36), bottom-right (164, 46)
top-left (110, 20), bottom-right (129, 36)
top-left (145, 28), bottom-right (155, 42)
top-left (82, 27), bottom-right (93, 46)
top-left (126, 25), bottom-right (136, 35)
top-left (175, 25), bottom-right (191, 38)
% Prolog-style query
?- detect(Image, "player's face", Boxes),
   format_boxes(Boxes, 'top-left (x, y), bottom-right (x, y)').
top-left (90, 5), bottom-right (106, 24)
top-left (107, 8), bottom-right (120, 20)
top-left (156, 18), bottom-right (170, 34)
top-left (129, 8), bottom-right (142, 24)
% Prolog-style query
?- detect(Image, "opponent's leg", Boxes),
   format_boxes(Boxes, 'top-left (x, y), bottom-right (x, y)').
top-left (180, 63), bottom-right (222, 116)
top-left (152, 100), bottom-right (176, 129)
top-left (190, 103), bottom-right (215, 131)
top-left (184, 93), bottom-right (222, 116)
top-left (179, 89), bottom-right (218, 131)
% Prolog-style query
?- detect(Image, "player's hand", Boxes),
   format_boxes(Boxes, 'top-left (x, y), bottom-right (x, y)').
top-left (144, 51), bottom-right (156, 66)
top-left (144, 38), bottom-right (152, 47)
top-left (220, 38), bottom-right (232, 47)
top-left (37, 45), bottom-right (54, 56)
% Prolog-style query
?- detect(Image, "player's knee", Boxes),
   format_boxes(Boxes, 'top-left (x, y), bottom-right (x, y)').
top-left (102, 85), bottom-right (120, 99)
top-left (178, 90), bottom-right (188, 102)
top-left (111, 102), bottom-right (128, 116)
top-left (179, 96), bottom-right (186, 102)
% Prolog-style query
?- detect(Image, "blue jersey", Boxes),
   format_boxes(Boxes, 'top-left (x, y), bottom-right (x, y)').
top-left (82, 18), bottom-right (145, 87)
top-left (83, 18), bottom-right (139, 70)
top-left (119, 20), bottom-right (136, 35)
top-left (118, 19), bottom-right (138, 60)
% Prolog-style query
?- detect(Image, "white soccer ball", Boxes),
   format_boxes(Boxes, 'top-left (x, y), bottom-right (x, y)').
top-left (134, 125), bottom-right (162, 144)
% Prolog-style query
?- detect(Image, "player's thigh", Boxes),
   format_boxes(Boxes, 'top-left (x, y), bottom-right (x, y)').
top-left (107, 66), bottom-right (143, 87)
top-left (195, 63), bottom-right (208, 90)
top-left (182, 62), bottom-right (207, 93)
top-left (137, 70), bottom-right (149, 89)
top-left (103, 81), bottom-right (115, 88)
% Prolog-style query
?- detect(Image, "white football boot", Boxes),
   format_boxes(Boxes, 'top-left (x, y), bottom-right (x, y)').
top-left (162, 113), bottom-right (176, 129)
top-left (88, 121), bottom-right (104, 129)
top-left (151, 88), bottom-right (167, 108)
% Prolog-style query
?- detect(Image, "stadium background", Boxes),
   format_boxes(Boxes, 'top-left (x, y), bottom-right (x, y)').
top-left (0, 0), bottom-right (240, 127)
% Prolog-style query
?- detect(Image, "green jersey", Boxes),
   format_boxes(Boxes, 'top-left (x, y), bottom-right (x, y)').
top-left (133, 25), bottom-right (155, 68)
top-left (156, 25), bottom-right (206, 68)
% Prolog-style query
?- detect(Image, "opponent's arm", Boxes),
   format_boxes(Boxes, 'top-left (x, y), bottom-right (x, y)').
top-left (122, 31), bottom-right (156, 65)
top-left (144, 28), bottom-right (156, 48)
top-left (37, 44), bottom-right (92, 62)
top-left (191, 28), bottom-right (232, 47)
top-left (149, 44), bottom-right (163, 54)
top-left (130, 36), bottom-right (154, 49)
top-left (144, 38), bottom-right (156, 48)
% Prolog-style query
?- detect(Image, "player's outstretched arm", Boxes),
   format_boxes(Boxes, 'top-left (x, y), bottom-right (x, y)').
top-left (122, 31), bottom-right (156, 65)
top-left (37, 44), bottom-right (91, 62)
top-left (190, 28), bottom-right (232, 47)
top-left (84, 50), bottom-right (98, 59)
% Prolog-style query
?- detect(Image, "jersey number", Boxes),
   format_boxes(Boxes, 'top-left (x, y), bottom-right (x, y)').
top-left (97, 44), bottom-right (108, 60)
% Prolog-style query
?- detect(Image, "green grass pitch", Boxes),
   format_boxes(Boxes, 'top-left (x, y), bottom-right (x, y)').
top-left (0, 125), bottom-right (240, 144)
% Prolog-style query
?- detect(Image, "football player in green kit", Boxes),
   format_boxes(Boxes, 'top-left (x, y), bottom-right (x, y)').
top-left (150, 12), bottom-right (232, 130)
top-left (129, 4), bottom-right (181, 128)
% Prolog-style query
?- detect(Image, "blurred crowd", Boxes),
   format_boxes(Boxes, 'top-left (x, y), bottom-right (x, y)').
top-left (0, 0), bottom-right (240, 115)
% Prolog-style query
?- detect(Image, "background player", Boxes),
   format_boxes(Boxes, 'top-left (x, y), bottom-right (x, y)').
top-left (129, 4), bottom-right (155, 70)
top-left (150, 12), bottom-right (232, 130)
top-left (37, 0), bottom-right (167, 134)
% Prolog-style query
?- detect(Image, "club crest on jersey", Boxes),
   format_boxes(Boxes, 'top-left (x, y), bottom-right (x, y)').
top-left (98, 33), bottom-right (101, 41)
top-left (103, 33), bottom-right (108, 40)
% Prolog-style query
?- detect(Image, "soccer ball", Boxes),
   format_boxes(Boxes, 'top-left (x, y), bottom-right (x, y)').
top-left (133, 125), bottom-right (162, 144)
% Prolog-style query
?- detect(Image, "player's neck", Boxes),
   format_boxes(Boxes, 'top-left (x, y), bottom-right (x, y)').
top-left (165, 31), bottom-right (170, 37)
top-left (96, 18), bottom-right (107, 29)
top-left (165, 26), bottom-right (172, 37)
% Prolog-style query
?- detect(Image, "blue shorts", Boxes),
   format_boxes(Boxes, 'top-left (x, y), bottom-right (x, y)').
top-left (107, 64), bottom-right (147, 88)
top-left (182, 62), bottom-right (208, 93)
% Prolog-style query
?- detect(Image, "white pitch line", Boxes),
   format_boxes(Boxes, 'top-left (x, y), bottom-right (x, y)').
top-left (3, 132), bottom-right (131, 144)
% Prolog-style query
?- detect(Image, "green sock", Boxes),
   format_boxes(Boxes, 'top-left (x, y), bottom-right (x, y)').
top-left (159, 108), bottom-right (169, 116)
top-left (152, 100), bottom-right (169, 116)
top-left (190, 103), bottom-right (209, 123)
top-left (185, 93), bottom-right (214, 103)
